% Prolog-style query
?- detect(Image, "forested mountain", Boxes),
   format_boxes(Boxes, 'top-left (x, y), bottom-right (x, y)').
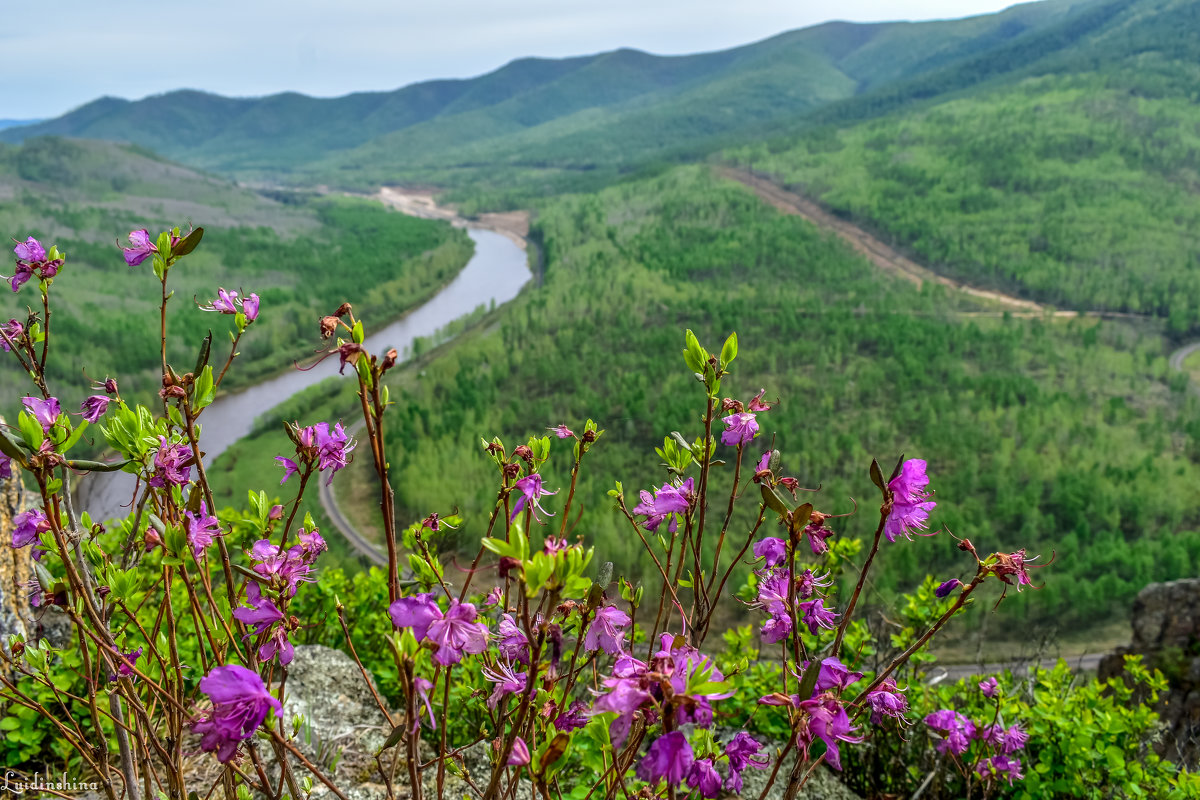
top-left (732, 0), bottom-right (1200, 327)
top-left (0, 0), bottom-right (1097, 180)
top-left (0, 137), bottom-right (470, 408)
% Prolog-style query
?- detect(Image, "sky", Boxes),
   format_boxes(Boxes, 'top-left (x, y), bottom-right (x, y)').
top-left (3, 0), bottom-right (1023, 120)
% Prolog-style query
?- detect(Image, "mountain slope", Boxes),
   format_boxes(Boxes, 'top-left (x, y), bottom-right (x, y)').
top-left (730, 0), bottom-right (1200, 327)
top-left (1, 0), bottom-right (1096, 178)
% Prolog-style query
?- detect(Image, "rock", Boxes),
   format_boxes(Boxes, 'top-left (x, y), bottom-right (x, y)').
top-left (1099, 578), bottom-right (1200, 766)
top-left (730, 746), bottom-right (863, 800)
top-left (0, 438), bottom-right (35, 658)
top-left (281, 645), bottom-right (395, 799)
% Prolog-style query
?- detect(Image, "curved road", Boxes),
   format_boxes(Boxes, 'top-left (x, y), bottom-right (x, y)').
top-left (317, 418), bottom-right (386, 566)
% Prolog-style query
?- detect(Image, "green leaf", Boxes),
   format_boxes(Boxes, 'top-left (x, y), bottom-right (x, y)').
top-left (173, 227), bottom-right (204, 257)
top-left (760, 483), bottom-right (789, 517)
top-left (720, 332), bottom-right (738, 368)
top-left (193, 331), bottom-right (212, 377)
top-left (59, 420), bottom-right (87, 455)
top-left (65, 458), bottom-right (133, 473)
top-left (194, 365), bottom-right (215, 411)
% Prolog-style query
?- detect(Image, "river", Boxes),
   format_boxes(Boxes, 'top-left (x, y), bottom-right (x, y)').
top-left (78, 226), bottom-right (533, 522)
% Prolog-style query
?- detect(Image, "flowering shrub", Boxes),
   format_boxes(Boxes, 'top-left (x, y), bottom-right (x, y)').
top-left (0, 226), bottom-right (1070, 799)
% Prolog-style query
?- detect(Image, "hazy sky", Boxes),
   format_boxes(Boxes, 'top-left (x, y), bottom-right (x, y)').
top-left (4, 0), bottom-right (1023, 120)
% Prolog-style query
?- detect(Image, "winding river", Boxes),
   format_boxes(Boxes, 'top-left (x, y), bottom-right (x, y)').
top-left (78, 225), bottom-right (533, 522)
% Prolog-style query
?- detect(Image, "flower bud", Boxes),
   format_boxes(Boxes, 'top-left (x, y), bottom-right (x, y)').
top-left (334, 302), bottom-right (353, 318)
top-left (268, 505), bottom-right (284, 521)
top-left (319, 316), bottom-right (339, 339)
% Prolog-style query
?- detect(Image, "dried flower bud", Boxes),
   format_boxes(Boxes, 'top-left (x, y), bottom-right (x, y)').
top-left (334, 302), bottom-right (353, 318)
top-left (581, 429), bottom-right (596, 444)
top-left (721, 397), bottom-right (744, 412)
top-left (498, 556), bottom-right (522, 578)
top-left (319, 316), bottom-right (339, 339)
top-left (103, 377), bottom-right (119, 395)
top-left (381, 348), bottom-right (398, 372)
top-left (485, 441), bottom-right (504, 455)
top-left (502, 462), bottom-right (521, 480)
top-left (513, 445), bottom-right (533, 462)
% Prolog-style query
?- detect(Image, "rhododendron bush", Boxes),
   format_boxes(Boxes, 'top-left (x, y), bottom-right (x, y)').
top-left (1, 227), bottom-right (1058, 800)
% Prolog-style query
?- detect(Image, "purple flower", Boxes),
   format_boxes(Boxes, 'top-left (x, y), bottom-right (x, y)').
top-left (726, 732), bottom-right (769, 772)
top-left (192, 664), bottom-right (282, 763)
top-left (636, 731), bottom-right (694, 787)
top-left (115, 647), bottom-right (142, 680)
top-left (6, 261), bottom-right (33, 292)
top-left (747, 389), bottom-right (774, 412)
top-left (507, 736), bottom-right (531, 766)
top-left (990, 549), bottom-right (1043, 591)
top-left (233, 583), bottom-right (292, 665)
top-left (976, 754), bottom-right (1023, 784)
top-left (481, 661), bottom-right (527, 709)
top-left (686, 758), bottom-right (722, 798)
top-left (979, 677), bottom-right (999, 698)
top-left (0, 319), bottom-right (22, 351)
top-left (633, 478), bottom-right (694, 532)
top-left (123, 230), bottom-right (157, 267)
top-left (799, 598), bottom-right (838, 635)
top-left (805, 522), bottom-right (834, 554)
top-left (413, 677), bottom-right (436, 731)
top-left (148, 437), bottom-right (194, 488)
top-left (761, 615), bottom-right (792, 644)
top-left (232, 582), bottom-right (285, 634)
top-left (865, 678), bottom-right (909, 724)
top-left (925, 709), bottom-right (975, 757)
top-left (297, 527), bottom-right (326, 563)
top-left (12, 508), bottom-right (48, 549)
top-left (14, 236), bottom-right (46, 264)
top-left (592, 679), bottom-right (651, 746)
top-left (389, 593), bottom-right (441, 641)
top-left (554, 700), bottom-right (589, 732)
top-left (796, 568), bottom-right (832, 599)
top-left (79, 395), bottom-right (111, 423)
top-left (0, 454), bottom-right (11, 480)
top-left (497, 613), bottom-right (530, 663)
top-left (22, 396), bottom-right (61, 433)
top-left (584, 605), bottom-right (631, 655)
top-left (483, 585), bottom-right (502, 606)
top-left (797, 694), bottom-right (862, 771)
top-left (885, 459), bottom-right (937, 543)
top-left (720, 412), bottom-right (759, 447)
top-left (275, 456), bottom-right (300, 485)
top-left (753, 537), bottom-right (786, 568)
top-left (248, 539), bottom-right (312, 597)
top-left (982, 723), bottom-right (1028, 755)
top-left (242, 293), bottom-right (260, 322)
top-left (205, 288), bottom-right (240, 314)
top-left (548, 424), bottom-right (574, 439)
top-left (756, 568), bottom-right (790, 616)
top-left (936, 578), bottom-right (963, 598)
top-left (314, 422), bottom-right (354, 485)
top-left (426, 600), bottom-right (489, 666)
top-left (509, 473), bottom-right (557, 523)
top-left (184, 502), bottom-right (223, 559)
top-left (815, 657), bottom-right (863, 694)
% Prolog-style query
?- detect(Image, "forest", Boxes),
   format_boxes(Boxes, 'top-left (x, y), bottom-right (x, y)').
top-left (326, 165), bottom-right (1200, 636)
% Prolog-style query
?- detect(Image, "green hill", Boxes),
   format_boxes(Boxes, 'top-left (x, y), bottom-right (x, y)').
top-left (730, 0), bottom-right (1200, 328)
top-left (1, 0), bottom-right (1098, 182)
top-left (0, 137), bottom-right (471, 409)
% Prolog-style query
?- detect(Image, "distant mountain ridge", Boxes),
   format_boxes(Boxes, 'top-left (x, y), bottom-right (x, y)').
top-left (0, 0), bottom-right (1101, 180)
top-left (0, 119), bottom-right (40, 131)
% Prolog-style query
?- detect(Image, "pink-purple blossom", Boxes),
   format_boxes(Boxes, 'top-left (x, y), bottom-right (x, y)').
top-left (799, 598), bottom-right (838, 635)
top-left (925, 709), bottom-right (976, 756)
top-left (389, 593), bottom-right (441, 641)
top-left (720, 411), bottom-right (759, 447)
top-left (497, 613), bottom-right (530, 663)
top-left (885, 459), bottom-right (937, 543)
top-left (248, 539), bottom-right (313, 597)
top-left (232, 583), bottom-right (292, 665)
top-left (548, 424), bottom-right (574, 439)
top-left (12, 508), bottom-right (48, 549)
top-left (192, 664), bottom-right (282, 763)
top-left (865, 677), bottom-right (909, 724)
top-left (797, 694), bottom-right (862, 771)
top-left (9, 237), bottom-right (62, 291)
top-left (426, 600), bottom-right (490, 665)
top-left (242, 293), bottom-right (260, 322)
top-left (148, 437), bottom-right (194, 488)
top-left (936, 578), bottom-right (963, 598)
top-left (79, 395), bottom-right (111, 423)
top-left (510, 473), bottom-right (557, 523)
top-left (636, 731), bottom-right (694, 787)
top-left (584, 605), bottom-right (631, 655)
top-left (814, 657), bottom-right (863, 694)
top-left (753, 537), bottom-right (786, 568)
top-left (0, 318), bottom-right (22, 351)
top-left (686, 758), bottom-right (722, 798)
top-left (0, 454), bottom-right (10, 480)
top-left (22, 396), bottom-right (61, 433)
top-left (123, 230), bottom-right (157, 267)
top-left (185, 502), bottom-right (223, 559)
top-left (481, 661), bottom-right (527, 709)
top-left (296, 527), bottom-right (327, 562)
top-left (976, 754), bottom-right (1023, 784)
top-left (979, 677), bottom-right (999, 698)
top-left (632, 477), bottom-right (694, 533)
top-left (507, 736), bottom-right (531, 766)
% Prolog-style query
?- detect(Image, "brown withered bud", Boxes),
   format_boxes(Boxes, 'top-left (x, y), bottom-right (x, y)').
top-left (958, 538), bottom-right (978, 558)
top-left (103, 377), bottom-right (119, 395)
top-left (581, 429), bottom-right (596, 444)
top-left (547, 624), bottom-right (563, 668)
top-left (557, 599), bottom-right (580, 617)
top-left (381, 348), bottom-right (399, 372)
top-left (498, 556), bottom-right (522, 578)
top-left (778, 476), bottom-right (801, 497)
top-left (96, 585), bottom-right (111, 599)
top-left (513, 445), bottom-right (534, 462)
top-left (334, 302), bottom-right (353, 318)
top-left (319, 315), bottom-right (340, 339)
top-left (502, 462), bottom-right (521, 481)
top-left (10, 640), bottom-right (24, 657)
top-left (720, 397), bottom-right (744, 413)
top-left (143, 529), bottom-right (164, 552)
top-left (159, 385), bottom-right (186, 400)
top-left (337, 343), bottom-right (365, 375)
top-left (484, 441), bottom-right (505, 455)
top-left (809, 510), bottom-right (828, 526)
